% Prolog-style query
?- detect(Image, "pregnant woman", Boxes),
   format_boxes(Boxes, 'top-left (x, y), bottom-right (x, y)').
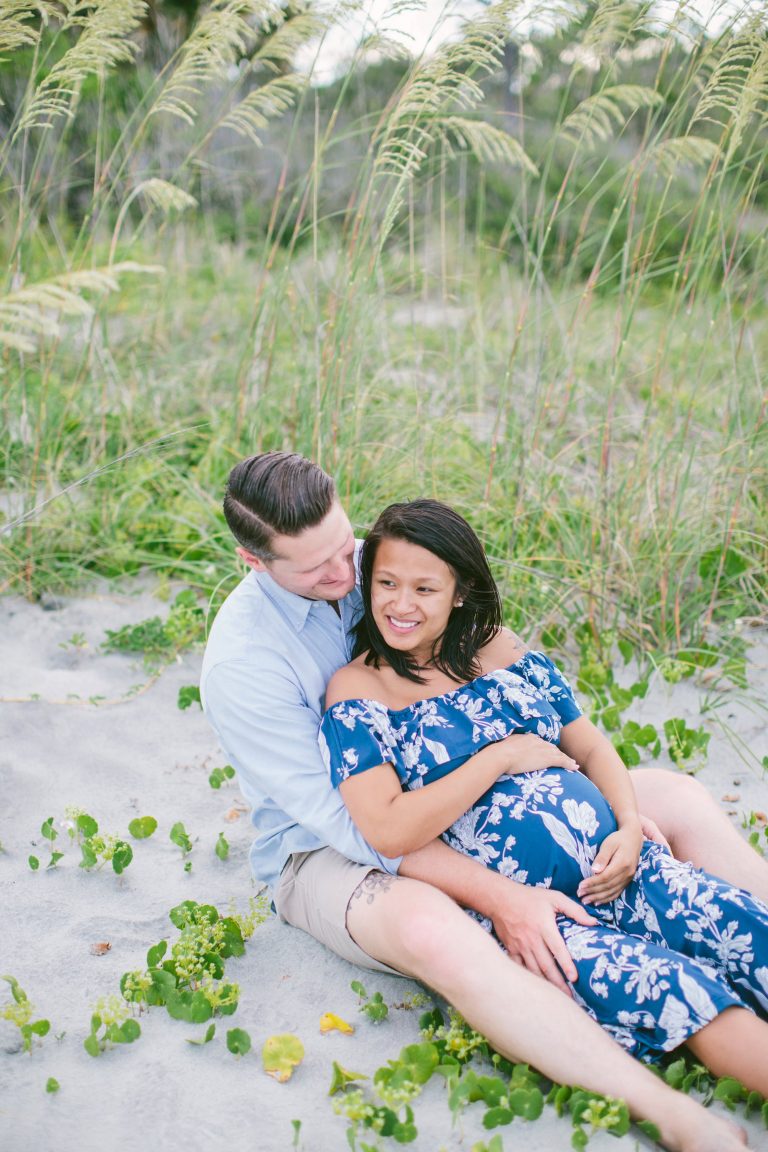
top-left (319, 499), bottom-right (768, 1092)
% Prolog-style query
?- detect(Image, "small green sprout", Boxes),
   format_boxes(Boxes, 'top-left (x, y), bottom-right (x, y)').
top-left (84, 995), bottom-right (140, 1056)
top-left (351, 980), bottom-right (389, 1023)
top-left (329, 1061), bottom-right (369, 1095)
top-left (1, 976), bottom-right (51, 1052)
top-left (208, 765), bottom-right (236, 789)
top-left (46, 1077), bottom-right (60, 1093)
top-left (59, 632), bottom-right (87, 650)
top-left (170, 821), bottom-right (193, 856)
top-left (177, 685), bottom-right (201, 710)
top-left (215, 832), bottom-right (229, 861)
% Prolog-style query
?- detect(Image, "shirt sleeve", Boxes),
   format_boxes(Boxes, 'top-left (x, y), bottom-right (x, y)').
top-left (522, 652), bottom-right (583, 726)
top-left (319, 702), bottom-right (396, 787)
top-left (202, 654), bottom-right (401, 874)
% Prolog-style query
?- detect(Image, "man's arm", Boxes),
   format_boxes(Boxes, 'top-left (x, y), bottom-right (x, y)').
top-left (202, 655), bottom-right (400, 872)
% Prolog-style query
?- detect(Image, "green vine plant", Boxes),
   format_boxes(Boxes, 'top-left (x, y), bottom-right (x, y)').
top-left (542, 623), bottom-right (733, 773)
top-left (103, 590), bottom-right (205, 670)
top-left (120, 896), bottom-right (269, 1028)
top-left (332, 998), bottom-right (767, 1150)
top-left (28, 808), bottom-right (157, 874)
top-left (1, 976), bottom-right (50, 1053)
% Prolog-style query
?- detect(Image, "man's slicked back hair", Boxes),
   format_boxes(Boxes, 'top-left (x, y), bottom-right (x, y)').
top-left (223, 451), bottom-right (336, 560)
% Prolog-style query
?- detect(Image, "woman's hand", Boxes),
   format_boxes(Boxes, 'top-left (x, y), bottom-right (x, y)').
top-left (577, 821), bottom-right (644, 905)
top-left (496, 732), bottom-right (579, 777)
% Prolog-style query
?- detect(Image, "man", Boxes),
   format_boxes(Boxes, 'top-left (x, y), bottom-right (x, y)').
top-left (199, 450), bottom-right (762, 1148)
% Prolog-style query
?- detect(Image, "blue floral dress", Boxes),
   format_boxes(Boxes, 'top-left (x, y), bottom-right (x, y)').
top-left (319, 651), bottom-right (768, 1062)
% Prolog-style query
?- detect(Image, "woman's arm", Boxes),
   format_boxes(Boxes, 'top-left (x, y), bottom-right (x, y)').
top-left (558, 715), bottom-right (644, 904)
top-left (339, 734), bottom-right (579, 858)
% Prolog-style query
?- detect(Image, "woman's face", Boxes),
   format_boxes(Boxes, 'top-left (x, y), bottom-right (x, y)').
top-left (369, 536), bottom-right (462, 664)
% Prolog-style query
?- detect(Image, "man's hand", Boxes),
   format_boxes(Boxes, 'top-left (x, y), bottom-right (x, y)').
top-left (489, 883), bottom-right (597, 996)
top-left (577, 823), bottom-right (643, 906)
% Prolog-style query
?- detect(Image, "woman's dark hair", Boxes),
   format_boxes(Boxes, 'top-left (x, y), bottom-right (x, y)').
top-left (223, 451), bottom-right (336, 560)
top-left (354, 499), bottom-right (502, 684)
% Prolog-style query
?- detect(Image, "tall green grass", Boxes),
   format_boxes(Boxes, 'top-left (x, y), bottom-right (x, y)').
top-left (1, 0), bottom-right (766, 652)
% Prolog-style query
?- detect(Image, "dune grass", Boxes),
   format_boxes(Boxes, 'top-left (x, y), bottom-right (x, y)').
top-left (0, 0), bottom-right (766, 657)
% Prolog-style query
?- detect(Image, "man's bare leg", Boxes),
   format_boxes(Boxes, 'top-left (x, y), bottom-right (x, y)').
top-left (630, 767), bottom-right (768, 902)
top-left (346, 874), bottom-right (747, 1152)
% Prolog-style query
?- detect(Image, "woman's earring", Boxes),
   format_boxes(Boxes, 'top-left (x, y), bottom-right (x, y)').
top-left (455, 600), bottom-right (463, 608)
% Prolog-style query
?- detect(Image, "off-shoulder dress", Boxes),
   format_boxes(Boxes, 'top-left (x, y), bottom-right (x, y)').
top-left (320, 651), bottom-right (768, 1062)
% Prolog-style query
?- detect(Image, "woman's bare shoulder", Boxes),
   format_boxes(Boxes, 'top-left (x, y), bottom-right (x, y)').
top-left (325, 657), bottom-right (380, 708)
top-left (479, 627), bottom-right (529, 672)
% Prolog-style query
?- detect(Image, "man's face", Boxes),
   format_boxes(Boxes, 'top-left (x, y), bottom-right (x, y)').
top-left (240, 501), bottom-right (356, 601)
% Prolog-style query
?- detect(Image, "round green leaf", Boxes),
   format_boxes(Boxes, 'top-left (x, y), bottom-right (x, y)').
top-left (147, 941), bottom-right (167, 967)
top-left (41, 817), bottom-right (57, 841)
top-left (83, 1034), bottom-right (100, 1057)
top-left (262, 1034), bottom-right (304, 1081)
top-left (28, 856), bottom-right (40, 871)
top-left (165, 989), bottom-right (212, 1024)
top-left (201, 953), bottom-right (225, 981)
top-left (45, 1077), bottom-right (60, 1093)
top-left (111, 841), bottom-right (133, 874)
top-left (169, 900), bottom-right (197, 929)
top-left (118, 1019), bottom-right (141, 1043)
top-left (227, 1028), bottom-right (252, 1057)
top-left (128, 816), bottom-right (157, 840)
top-left (77, 814), bottom-right (98, 838)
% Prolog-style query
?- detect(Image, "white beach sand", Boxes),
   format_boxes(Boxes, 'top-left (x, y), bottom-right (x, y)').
top-left (1, 582), bottom-right (767, 1152)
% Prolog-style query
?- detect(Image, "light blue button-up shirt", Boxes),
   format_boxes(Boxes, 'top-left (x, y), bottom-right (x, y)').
top-left (200, 564), bottom-right (400, 891)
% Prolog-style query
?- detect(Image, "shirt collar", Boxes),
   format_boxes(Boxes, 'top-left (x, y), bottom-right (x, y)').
top-left (253, 568), bottom-right (341, 632)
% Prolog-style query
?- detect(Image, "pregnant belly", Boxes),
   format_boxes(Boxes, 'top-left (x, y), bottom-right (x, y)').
top-left (443, 767), bottom-right (618, 898)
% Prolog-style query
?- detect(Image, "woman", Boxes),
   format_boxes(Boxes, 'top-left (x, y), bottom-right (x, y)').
top-left (319, 499), bottom-right (768, 1096)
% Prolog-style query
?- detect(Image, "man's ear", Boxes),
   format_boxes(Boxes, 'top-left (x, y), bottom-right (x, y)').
top-left (237, 546), bottom-right (268, 573)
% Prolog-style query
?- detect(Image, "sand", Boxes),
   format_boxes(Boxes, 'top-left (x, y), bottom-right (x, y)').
top-left (1, 581), bottom-right (767, 1152)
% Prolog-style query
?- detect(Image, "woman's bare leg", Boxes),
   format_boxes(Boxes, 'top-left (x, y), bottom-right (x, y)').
top-left (630, 768), bottom-right (768, 902)
top-left (686, 1007), bottom-right (768, 1095)
top-left (346, 874), bottom-right (747, 1152)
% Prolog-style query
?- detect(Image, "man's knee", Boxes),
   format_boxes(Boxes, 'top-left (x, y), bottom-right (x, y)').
top-left (348, 876), bottom-right (476, 980)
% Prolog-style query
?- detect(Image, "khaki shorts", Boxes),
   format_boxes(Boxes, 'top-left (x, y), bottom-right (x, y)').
top-left (273, 847), bottom-right (405, 976)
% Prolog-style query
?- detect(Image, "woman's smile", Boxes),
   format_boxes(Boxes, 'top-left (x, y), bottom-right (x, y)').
top-left (371, 537), bottom-right (461, 662)
top-left (386, 615), bottom-right (420, 632)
